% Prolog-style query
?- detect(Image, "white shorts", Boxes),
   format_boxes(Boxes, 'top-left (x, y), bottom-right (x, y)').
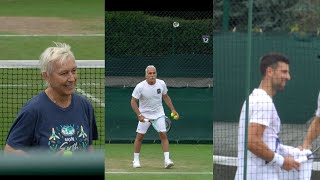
top-left (136, 116), bottom-right (166, 134)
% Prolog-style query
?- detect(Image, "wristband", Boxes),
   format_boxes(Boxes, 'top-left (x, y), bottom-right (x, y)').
top-left (268, 153), bottom-right (284, 167)
top-left (138, 114), bottom-right (142, 117)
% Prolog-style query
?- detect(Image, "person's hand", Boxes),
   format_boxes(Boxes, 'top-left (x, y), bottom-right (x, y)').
top-left (171, 110), bottom-right (179, 118)
top-left (54, 148), bottom-right (65, 156)
top-left (302, 144), bottom-right (312, 150)
top-left (138, 114), bottom-right (145, 122)
top-left (297, 144), bottom-right (312, 151)
top-left (282, 156), bottom-right (300, 171)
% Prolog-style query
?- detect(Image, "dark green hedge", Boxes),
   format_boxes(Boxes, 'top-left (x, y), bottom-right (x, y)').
top-left (105, 11), bottom-right (213, 56)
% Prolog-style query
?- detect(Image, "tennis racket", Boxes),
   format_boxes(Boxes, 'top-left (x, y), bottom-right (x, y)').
top-left (298, 116), bottom-right (320, 161)
top-left (306, 146), bottom-right (320, 160)
top-left (144, 116), bottom-right (172, 133)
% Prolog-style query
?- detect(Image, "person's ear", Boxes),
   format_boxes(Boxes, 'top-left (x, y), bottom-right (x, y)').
top-left (266, 66), bottom-right (273, 77)
top-left (42, 72), bottom-right (49, 82)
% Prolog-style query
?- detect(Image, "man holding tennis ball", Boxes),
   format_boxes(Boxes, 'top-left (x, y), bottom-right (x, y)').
top-left (4, 42), bottom-right (98, 156)
top-left (171, 112), bottom-right (179, 120)
top-left (131, 65), bottom-right (179, 169)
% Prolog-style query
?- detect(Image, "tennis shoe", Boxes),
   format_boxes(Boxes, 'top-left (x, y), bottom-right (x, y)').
top-left (164, 159), bottom-right (174, 169)
top-left (132, 161), bottom-right (141, 168)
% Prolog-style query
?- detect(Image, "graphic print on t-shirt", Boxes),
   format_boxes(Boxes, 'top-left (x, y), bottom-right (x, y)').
top-left (48, 124), bottom-right (88, 153)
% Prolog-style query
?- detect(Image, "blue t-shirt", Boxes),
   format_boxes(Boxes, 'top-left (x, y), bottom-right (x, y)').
top-left (6, 91), bottom-right (98, 154)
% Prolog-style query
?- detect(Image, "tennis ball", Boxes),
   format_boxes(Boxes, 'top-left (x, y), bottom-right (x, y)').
top-left (63, 150), bottom-right (73, 156)
top-left (173, 115), bottom-right (179, 120)
top-left (171, 112), bottom-right (175, 118)
top-left (173, 22), bottom-right (179, 28)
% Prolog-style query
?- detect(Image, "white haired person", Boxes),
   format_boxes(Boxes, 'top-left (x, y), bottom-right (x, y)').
top-left (4, 42), bottom-right (98, 156)
top-left (131, 65), bottom-right (179, 168)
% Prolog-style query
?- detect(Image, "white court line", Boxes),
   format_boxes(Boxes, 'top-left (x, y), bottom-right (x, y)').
top-left (105, 171), bottom-right (213, 175)
top-left (0, 34), bottom-right (104, 37)
top-left (0, 60), bottom-right (104, 68)
top-left (0, 84), bottom-right (105, 108)
top-left (0, 84), bottom-right (42, 87)
top-left (0, 83), bottom-right (101, 87)
top-left (76, 87), bottom-right (105, 108)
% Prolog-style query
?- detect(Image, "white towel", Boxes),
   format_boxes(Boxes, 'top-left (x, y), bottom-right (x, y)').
top-left (278, 144), bottom-right (313, 180)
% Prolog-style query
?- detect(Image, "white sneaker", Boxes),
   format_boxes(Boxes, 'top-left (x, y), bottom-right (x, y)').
top-left (132, 161), bottom-right (141, 168)
top-left (164, 159), bottom-right (174, 169)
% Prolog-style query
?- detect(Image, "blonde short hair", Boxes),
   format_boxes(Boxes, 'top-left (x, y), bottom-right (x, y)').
top-left (39, 42), bottom-right (75, 74)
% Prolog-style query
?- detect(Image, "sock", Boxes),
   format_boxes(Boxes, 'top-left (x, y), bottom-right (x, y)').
top-left (134, 153), bottom-right (140, 162)
top-left (164, 152), bottom-right (170, 161)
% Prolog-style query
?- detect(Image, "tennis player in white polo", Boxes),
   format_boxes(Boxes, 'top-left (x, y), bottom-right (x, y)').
top-left (130, 65), bottom-right (179, 169)
top-left (235, 53), bottom-right (300, 180)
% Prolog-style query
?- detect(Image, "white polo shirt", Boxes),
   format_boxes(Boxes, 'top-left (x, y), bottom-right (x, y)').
top-left (235, 88), bottom-right (282, 180)
top-left (316, 92), bottom-right (320, 117)
top-left (132, 79), bottom-right (167, 119)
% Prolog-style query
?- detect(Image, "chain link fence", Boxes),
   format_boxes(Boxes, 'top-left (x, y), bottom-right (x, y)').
top-left (105, 11), bottom-right (213, 143)
top-left (214, 0), bottom-right (320, 179)
top-left (106, 11), bottom-right (213, 87)
top-left (214, 0), bottom-right (320, 35)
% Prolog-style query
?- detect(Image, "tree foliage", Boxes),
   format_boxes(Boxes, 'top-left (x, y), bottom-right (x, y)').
top-left (214, 0), bottom-right (320, 33)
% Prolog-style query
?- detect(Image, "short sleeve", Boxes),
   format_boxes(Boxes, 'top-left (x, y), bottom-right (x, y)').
top-left (250, 99), bottom-right (274, 127)
top-left (160, 80), bottom-right (168, 95)
top-left (132, 84), bottom-right (141, 99)
top-left (6, 111), bottom-right (37, 149)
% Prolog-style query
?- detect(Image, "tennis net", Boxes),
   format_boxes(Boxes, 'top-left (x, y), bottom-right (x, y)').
top-left (213, 155), bottom-right (320, 180)
top-left (0, 60), bottom-right (105, 150)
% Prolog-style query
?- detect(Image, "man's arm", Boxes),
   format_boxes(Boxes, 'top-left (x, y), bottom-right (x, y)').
top-left (248, 123), bottom-right (274, 161)
top-left (4, 144), bottom-right (28, 156)
top-left (248, 123), bottom-right (300, 171)
top-left (130, 97), bottom-right (144, 122)
top-left (162, 94), bottom-right (178, 116)
top-left (303, 116), bottom-right (320, 149)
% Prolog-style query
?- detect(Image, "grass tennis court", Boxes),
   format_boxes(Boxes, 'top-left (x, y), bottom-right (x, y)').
top-left (0, 0), bottom-right (104, 60)
top-left (105, 144), bottom-right (213, 180)
top-left (0, 0), bottom-right (104, 18)
top-left (0, 37), bottom-right (104, 60)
